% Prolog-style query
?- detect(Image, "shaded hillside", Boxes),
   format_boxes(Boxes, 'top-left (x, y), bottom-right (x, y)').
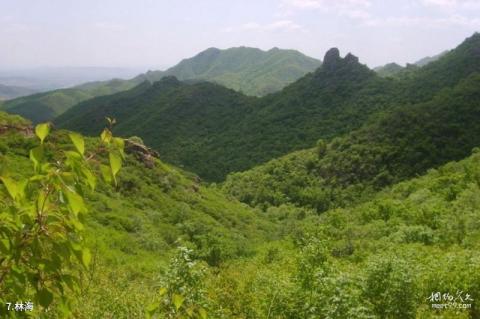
top-left (59, 33), bottom-right (480, 182)
top-left (0, 78), bottom-right (139, 123)
top-left (223, 72), bottom-right (480, 211)
top-left (57, 49), bottom-right (394, 181)
top-left (2, 47), bottom-right (320, 123)
top-left (397, 33), bottom-right (480, 102)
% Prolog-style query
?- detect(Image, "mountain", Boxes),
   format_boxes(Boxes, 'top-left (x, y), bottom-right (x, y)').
top-left (0, 83), bottom-right (37, 100)
top-left (374, 50), bottom-right (449, 78)
top-left (373, 62), bottom-right (405, 77)
top-left (56, 48), bottom-right (394, 181)
top-left (0, 78), bottom-right (140, 123)
top-left (223, 71), bottom-right (480, 211)
top-left (139, 46), bottom-right (321, 96)
top-left (56, 34), bottom-right (480, 182)
top-left (2, 47), bottom-right (320, 123)
top-left (3, 35), bottom-right (480, 318)
top-left (414, 50), bottom-right (448, 66)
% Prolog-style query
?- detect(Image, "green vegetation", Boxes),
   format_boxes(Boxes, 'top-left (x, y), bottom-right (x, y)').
top-left (374, 62), bottom-right (406, 77)
top-left (140, 46), bottom-right (321, 96)
top-left (57, 33), bottom-right (480, 182)
top-left (0, 116), bottom-right (125, 317)
top-left (0, 111), bottom-right (275, 317)
top-left (2, 47), bottom-right (320, 123)
top-left (2, 33), bottom-right (480, 318)
top-left (215, 148), bottom-right (480, 318)
top-left (0, 79), bottom-right (139, 123)
top-left (223, 72), bottom-right (480, 211)
top-left (4, 103), bottom-right (480, 317)
top-left (414, 50), bottom-right (448, 67)
top-left (56, 48), bottom-right (393, 181)
top-left (374, 50), bottom-right (448, 78)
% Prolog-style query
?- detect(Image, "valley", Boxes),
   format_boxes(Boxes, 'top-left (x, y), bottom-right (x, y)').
top-left (0, 7), bottom-right (479, 316)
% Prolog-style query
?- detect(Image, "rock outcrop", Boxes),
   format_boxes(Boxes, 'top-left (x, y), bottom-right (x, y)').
top-left (125, 139), bottom-right (160, 168)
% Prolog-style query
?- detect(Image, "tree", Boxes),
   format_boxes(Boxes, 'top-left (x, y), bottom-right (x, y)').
top-left (0, 122), bottom-right (124, 317)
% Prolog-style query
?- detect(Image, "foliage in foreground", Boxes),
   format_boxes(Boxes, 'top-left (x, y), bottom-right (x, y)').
top-left (0, 119), bottom-right (124, 317)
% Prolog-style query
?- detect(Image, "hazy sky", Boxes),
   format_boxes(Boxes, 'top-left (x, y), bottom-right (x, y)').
top-left (1, 0), bottom-right (479, 70)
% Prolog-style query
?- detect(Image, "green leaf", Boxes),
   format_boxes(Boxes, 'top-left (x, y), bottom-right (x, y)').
top-left (199, 307), bottom-right (207, 319)
top-left (0, 239), bottom-right (10, 253)
top-left (35, 123), bottom-right (50, 144)
top-left (82, 248), bottom-right (91, 268)
top-left (38, 288), bottom-right (53, 307)
top-left (81, 167), bottom-right (96, 191)
top-left (101, 129), bottom-right (112, 144)
top-left (71, 219), bottom-right (84, 231)
top-left (159, 287), bottom-right (167, 296)
top-left (172, 294), bottom-right (185, 311)
top-left (100, 164), bottom-right (112, 184)
top-left (0, 176), bottom-right (18, 200)
top-left (65, 190), bottom-right (86, 215)
top-left (109, 152), bottom-right (122, 177)
top-left (29, 145), bottom-right (44, 171)
top-left (145, 303), bottom-right (159, 318)
top-left (113, 137), bottom-right (125, 157)
top-left (69, 132), bottom-right (85, 155)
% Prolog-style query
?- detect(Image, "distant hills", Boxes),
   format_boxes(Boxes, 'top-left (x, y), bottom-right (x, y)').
top-left (56, 33), bottom-right (480, 183)
top-left (0, 66), bottom-right (142, 91)
top-left (414, 50), bottom-right (448, 67)
top-left (374, 50), bottom-right (448, 78)
top-left (137, 46), bottom-right (321, 96)
top-left (0, 78), bottom-right (138, 123)
top-left (1, 47), bottom-right (321, 122)
top-left (0, 83), bottom-right (37, 100)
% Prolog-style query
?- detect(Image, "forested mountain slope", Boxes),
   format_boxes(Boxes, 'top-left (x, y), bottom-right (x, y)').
top-left (219, 147), bottom-right (480, 318)
top-left (2, 47), bottom-right (320, 123)
top-left (0, 111), bottom-right (272, 265)
top-left (138, 46), bottom-right (321, 96)
top-left (0, 110), bottom-right (278, 316)
top-left (0, 78), bottom-right (139, 123)
top-left (4, 109), bottom-right (480, 318)
top-left (373, 50), bottom-right (448, 78)
top-left (57, 48), bottom-right (394, 181)
top-left (223, 72), bottom-right (480, 212)
top-left (57, 33), bottom-right (480, 182)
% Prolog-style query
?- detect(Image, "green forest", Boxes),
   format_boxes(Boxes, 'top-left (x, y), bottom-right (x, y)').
top-left (0, 47), bottom-right (320, 124)
top-left (1, 30), bottom-right (480, 318)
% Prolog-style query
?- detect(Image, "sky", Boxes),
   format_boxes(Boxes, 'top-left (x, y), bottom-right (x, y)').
top-left (1, 0), bottom-right (480, 70)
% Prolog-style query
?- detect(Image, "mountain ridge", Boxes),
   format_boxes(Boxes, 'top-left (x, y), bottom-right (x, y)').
top-left (1, 47), bottom-right (321, 123)
top-left (56, 48), bottom-right (391, 181)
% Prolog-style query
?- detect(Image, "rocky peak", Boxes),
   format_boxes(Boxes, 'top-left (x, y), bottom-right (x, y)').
top-left (344, 53), bottom-right (359, 64)
top-left (323, 48), bottom-right (341, 70)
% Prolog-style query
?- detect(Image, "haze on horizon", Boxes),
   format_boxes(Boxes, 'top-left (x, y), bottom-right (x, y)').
top-left (1, 0), bottom-right (479, 70)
